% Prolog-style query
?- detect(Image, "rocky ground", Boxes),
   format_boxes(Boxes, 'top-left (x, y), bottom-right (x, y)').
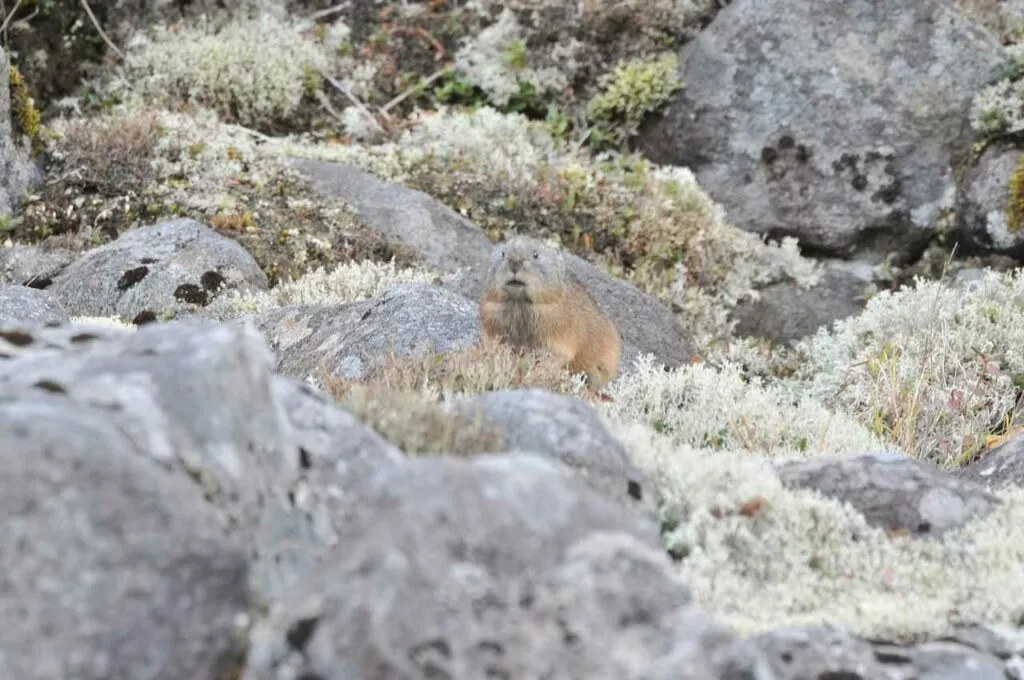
top-left (4, 0), bottom-right (1024, 678)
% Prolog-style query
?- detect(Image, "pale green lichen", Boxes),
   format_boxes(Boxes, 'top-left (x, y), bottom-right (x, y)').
top-left (125, 14), bottom-right (330, 130)
top-left (792, 270), bottom-right (1024, 468)
top-left (970, 44), bottom-right (1024, 137)
top-left (603, 353), bottom-right (890, 458)
top-left (586, 52), bottom-right (682, 148)
top-left (607, 416), bottom-right (1024, 641)
top-left (453, 8), bottom-right (578, 109)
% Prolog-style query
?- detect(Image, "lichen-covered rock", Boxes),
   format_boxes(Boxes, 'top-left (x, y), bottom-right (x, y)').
top-left (776, 452), bottom-right (1001, 536)
top-left (730, 259), bottom-right (873, 344)
top-left (0, 284), bottom-right (68, 326)
top-left (0, 389), bottom-right (250, 680)
top-left (0, 47), bottom-right (41, 219)
top-left (252, 282), bottom-right (481, 380)
top-left (0, 317), bottom-right (296, 532)
top-left (249, 375), bottom-right (408, 605)
top-left (292, 158), bottom-right (495, 274)
top-left (0, 244), bottom-right (75, 286)
top-left (47, 217), bottom-right (269, 322)
top-left (956, 432), bottom-right (1024, 491)
top-left (718, 627), bottom-right (888, 679)
top-left (456, 388), bottom-right (656, 516)
top-left (243, 453), bottom-right (688, 680)
top-left (956, 142), bottom-right (1024, 256)
top-left (636, 0), bottom-right (1005, 259)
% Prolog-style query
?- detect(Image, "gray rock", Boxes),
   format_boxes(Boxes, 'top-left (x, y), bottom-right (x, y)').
top-left (636, 0), bottom-right (1005, 259)
top-left (718, 627), bottom-right (887, 680)
top-left (955, 432), bottom-right (1024, 490)
top-left (0, 390), bottom-right (250, 680)
top-left (904, 641), bottom-right (1008, 680)
top-left (291, 158), bottom-right (495, 273)
top-left (0, 47), bottom-right (41, 219)
top-left (48, 218), bottom-right (269, 322)
top-left (0, 244), bottom-right (76, 286)
top-left (0, 317), bottom-right (297, 532)
top-left (776, 452), bottom-right (1001, 536)
top-left (249, 376), bottom-right (408, 606)
top-left (243, 453), bottom-right (685, 680)
top-left (252, 282), bottom-right (481, 380)
top-left (731, 259), bottom-right (873, 344)
top-left (292, 157), bottom-right (697, 371)
top-left (456, 388), bottom-right (656, 516)
top-left (957, 143), bottom-right (1024, 256)
top-left (0, 284), bottom-right (69, 326)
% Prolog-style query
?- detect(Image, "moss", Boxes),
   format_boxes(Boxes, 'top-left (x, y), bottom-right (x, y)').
top-left (586, 52), bottom-right (682, 150)
top-left (1007, 152), bottom-right (1024, 233)
top-left (9, 64), bottom-right (42, 154)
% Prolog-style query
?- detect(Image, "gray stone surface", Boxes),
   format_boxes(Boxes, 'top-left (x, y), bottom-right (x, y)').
top-left (956, 142), bottom-right (1024, 256)
top-left (243, 453), bottom-right (684, 680)
top-left (0, 244), bottom-right (75, 286)
top-left (48, 218), bottom-right (269, 322)
top-left (0, 46), bottom-right (41, 220)
top-left (0, 317), bottom-right (296, 532)
top-left (456, 388), bottom-right (656, 516)
top-left (955, 432), bottom-right (1024, 491)
top-left (0, 284), bottom-right (69, 326)
top-left (731, 259), bottom-right (874, 344)
top-left (252, 282), bottom-right (481, 380)
top-left (636, 0), bottom-right (1005, 259)
top-left (776, 452), bottom-right (1001, 536)
top-left (292, 158), bottom-right (495, 274)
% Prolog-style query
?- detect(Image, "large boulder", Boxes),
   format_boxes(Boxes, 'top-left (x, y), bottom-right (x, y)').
top-left (636, 0), bottom-right (1006, 260)
top-left (292, 159), bottom-right (698, 371)
top-left (47, 218), bottom-right (269, 322)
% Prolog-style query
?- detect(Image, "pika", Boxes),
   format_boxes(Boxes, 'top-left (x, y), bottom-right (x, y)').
top-left (479, 235), bottom-right (622, 389)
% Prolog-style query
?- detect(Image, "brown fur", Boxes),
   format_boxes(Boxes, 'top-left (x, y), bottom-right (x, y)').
top-left (478, 235), bottom-right (622, 389)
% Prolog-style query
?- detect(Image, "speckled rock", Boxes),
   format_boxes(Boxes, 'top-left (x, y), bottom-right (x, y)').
top-left (243, 453), bottom-right (682, 680)
top-left (956, 142), bottom-right (1024, 257)
top-left (456, 388), bottom-right (656, 517)
top-left (47, 218), bottom-right (269, 323)
top-left (776, 452), bottom-right (1001, 536)
top-left (0, 284), bottom-right (69, 326)
top-left (0, 244), bottom-right (75, 286)
top-left (636, 0), bottom-right (1005, 259)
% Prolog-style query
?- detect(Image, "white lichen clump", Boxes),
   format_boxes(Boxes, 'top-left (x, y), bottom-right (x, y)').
top-left (125, 14), bottom-right (330, 129)
top-left (205, 259), bottom-right (441, 320)
top-left (607, 418), bottom-right (1024, 641)
top-left (453, 8), bottom-right (575, 107)
top-left (970, 43), bottom-right (1024, 136)
top-left (793, 270), bottom-right (1024, 468)
top-left (603, 353), bottom-right (889, 458)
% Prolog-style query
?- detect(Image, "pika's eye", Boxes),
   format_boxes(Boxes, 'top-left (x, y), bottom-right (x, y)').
top-left (532, 250), bottom-right (540, 259)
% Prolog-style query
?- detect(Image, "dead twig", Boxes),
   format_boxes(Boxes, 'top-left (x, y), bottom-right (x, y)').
top-left (0, 0), bottom-right (25, 45)
top-left (380, 65), bottom-right (450, 115)
top-left (319, 69), bottom-right (388, 134)
top-left (387, 25), bottom-right (445, 61)
top-left (79, 0), bottom-right (124, 60)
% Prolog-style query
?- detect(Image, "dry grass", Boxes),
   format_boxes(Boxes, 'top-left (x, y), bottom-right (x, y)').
top-left (319, 338), bottom-right (591, 455)
top-left (55, 109), bottom-right (163, 196)
top-left (355, 337), bottom-right (585, 397)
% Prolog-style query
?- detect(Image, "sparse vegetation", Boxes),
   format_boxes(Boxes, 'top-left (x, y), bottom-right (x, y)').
top-left (586, 52), bottom-right (682, 150)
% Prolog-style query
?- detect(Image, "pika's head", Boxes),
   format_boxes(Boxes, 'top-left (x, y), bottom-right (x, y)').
top-left (486, 236), bottom-right (566, 302)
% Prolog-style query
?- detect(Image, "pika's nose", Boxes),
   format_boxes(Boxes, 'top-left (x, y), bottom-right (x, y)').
top-left (508, 256), bottom-right (522, 273)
